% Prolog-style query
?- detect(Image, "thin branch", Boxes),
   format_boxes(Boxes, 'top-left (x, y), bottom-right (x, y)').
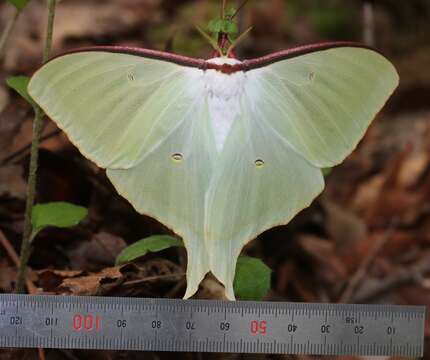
top-left (363, 0), bottom-right (375, 47)
top-left (0, 7), bottom-right (20, 62)
top-left (43, 0), bottom-right (56, 64)
top-left (165, 278), bottom-right (187, 298)
top-left (353, 255), bottom-right (430, 303)
top-left (122, 272), bottom-right (185, 286)
top-left (338, 226), bottom-right (395, 303)
top-left (0, 230), bottom-right (37, 294)
top-left (1, 128), bottom-right (62, 165)
top-left (0, 230), bottom-right (45, 360)
top-left (38, 349), bottom-right (46, 360)
top-left (222, 0), bottom-right (227, 19)
top-left (230, 0), bottom-right (250, 19)
top-left (15, 0), bottom-right (57, 294)
top-left (95, 272), bottom-right (186, 295)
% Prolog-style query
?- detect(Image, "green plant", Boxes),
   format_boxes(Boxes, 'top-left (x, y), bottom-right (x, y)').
top-left (5, 0), bottom-right (58, 293)
top-left (6, 76), bottom-right (37, 109)
top-left (31, 202), bottom-right (88, 237)
top-left (0, 0), bottom-right (31, 59)
top-left (196, 0), bottom-right (251, 56)
top-left (116, 236), bottom-right (272, 300)
top-left (7, 0), bottom-right (30, 11)
top-left (233, 256), bottom-right (271, 301)
top-left (116, 235), bottom-right (183, 265)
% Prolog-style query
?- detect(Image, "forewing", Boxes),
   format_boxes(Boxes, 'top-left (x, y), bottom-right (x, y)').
top-left (107, 98), bottom-right (216, 298)
top-left (205, 96), bottom-right (324, 299)
top-left (246, 46), bottom-right (399, 167)
top-left (28, 51), bottom-right (202, 169)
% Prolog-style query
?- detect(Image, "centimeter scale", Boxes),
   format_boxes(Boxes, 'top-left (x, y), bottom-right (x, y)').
top-left (0, 294), bottom-right (425, 356)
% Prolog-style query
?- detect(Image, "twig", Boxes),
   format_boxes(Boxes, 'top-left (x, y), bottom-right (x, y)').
top-left (165, 278), bottom-right (186, 298)
top-left (0, 230), bottom-right (45, 360)
top-left (353, 255), bottom-right (430, 303)
top-left (1, 128), bottom-right (62, 165)
top-left (338, 226), bottom-right (395, 303)
top-left (0, 7), bottom-right (20, 61)
top-left (15, 0), bottom-right (57, 294)
top-left (0, 230), bottom-right (37, 295)
top-left (122, 272), bottom-right (185, 287)
top-left (37, 349), bottom-right (46, 360)
top-left (15, 108), bottom-right (43, 293)
top-left (362, 0), bottom-right (375, 47)
top-left (96, 272), bottom-right (185, 295)
top-left (58, 350), bottom-right (80, 360)
top-left (222, 0), bottom-right (227, 18)
top-left (230, 0), bottom-right (250, 19)
top-left (43, 0), bottom-right (56, 65)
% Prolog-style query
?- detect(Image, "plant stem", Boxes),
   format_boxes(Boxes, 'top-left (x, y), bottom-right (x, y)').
top-left (363, 0), bottom-right (375, 46)
top-left (43, 0), bottom-right (56, 63)
top-left (15, 0), bottom-right (57, 294)
top-left (0, 7), bottom-right (20, 61)
top-left (231, 0), bottom-right (249, 19)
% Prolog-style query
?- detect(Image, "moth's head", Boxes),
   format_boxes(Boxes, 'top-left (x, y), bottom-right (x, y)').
top-left (196, 0), bottom-right (251, 59)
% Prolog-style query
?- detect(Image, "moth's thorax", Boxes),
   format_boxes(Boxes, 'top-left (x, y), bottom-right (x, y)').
top-left (206, 57), bottom-right (242, 66)
top-left (204, 57), bottom-right (246, 152)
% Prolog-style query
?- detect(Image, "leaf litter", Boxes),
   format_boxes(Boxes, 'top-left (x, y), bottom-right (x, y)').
top-left (0, 0), bottom-right (430, 359)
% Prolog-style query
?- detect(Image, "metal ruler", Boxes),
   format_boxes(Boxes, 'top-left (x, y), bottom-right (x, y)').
top-left (0, 294), bottom-right (425, 356)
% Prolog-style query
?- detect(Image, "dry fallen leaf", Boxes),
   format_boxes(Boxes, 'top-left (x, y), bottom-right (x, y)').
top-left (0, 260), bottom-right (17, 292)
top-left (39, 267), bottom-right (123, 295)
top-left (321, 196), bottom-right (367, 249)
top-left (297, 234), bottom-right (347, 286)
top-left (68, 231), bottom-right (127, 271)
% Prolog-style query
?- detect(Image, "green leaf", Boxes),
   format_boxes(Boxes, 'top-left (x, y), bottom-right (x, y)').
top-left (6, 76), bottom-right (37, 109)
top-left (234, 256), bottom-right (271, 301)
top-left (208, 19), bottom-right (223, 34)
top-left (7, 0), bottom-right (30, 12)
top-left (31, 202), bottom-right (88, 233)
top-left (207, 19), bottom-right (238, 35)
top-left (222, 20), bottom-right (238, 35)
top-left (322, 167), bottom-right (332, 176)
top-left (116, 235), bottom-right (183, 265)
top-left (225, 7), bottom-right (236, 18)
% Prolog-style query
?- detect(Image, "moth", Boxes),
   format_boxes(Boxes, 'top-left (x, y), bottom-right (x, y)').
top-left (28, 19), bottom-right (398, 299)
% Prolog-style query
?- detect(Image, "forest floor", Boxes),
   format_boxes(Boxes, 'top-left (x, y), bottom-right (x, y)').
top-left (0, 1), bottom-right (429, 359)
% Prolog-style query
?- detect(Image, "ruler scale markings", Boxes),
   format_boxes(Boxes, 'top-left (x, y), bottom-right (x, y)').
top-left (0, 295), bottom-right (425, 356)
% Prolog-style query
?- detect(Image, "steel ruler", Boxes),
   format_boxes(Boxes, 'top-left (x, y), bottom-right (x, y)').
top-left (0, 294), bottom-right (425, 356)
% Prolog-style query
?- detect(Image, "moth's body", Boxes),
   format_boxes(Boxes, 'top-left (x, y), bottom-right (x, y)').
top-left (28, 43), bottom-right (399, 299)
top-left (204, 57), bottom-right (246, 152)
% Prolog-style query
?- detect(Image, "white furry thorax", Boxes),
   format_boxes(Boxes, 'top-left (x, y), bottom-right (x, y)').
top-left (204, 57), bottom-right (246, 152)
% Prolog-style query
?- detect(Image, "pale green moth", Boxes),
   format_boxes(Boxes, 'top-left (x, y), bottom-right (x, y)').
top-left (27, 14), bottom-right (398, 299)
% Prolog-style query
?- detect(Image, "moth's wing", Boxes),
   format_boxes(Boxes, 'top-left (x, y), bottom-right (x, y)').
top-left (28, 50), bottom-right (202, 169)
top-left (245, 46), bottom-right (399, 168)
top-left (107, 98), bottom-right (215, 298)
top-left (205, 95), bottom-right (324, 300)
top-left (29, 49), bottom-right (212, 296)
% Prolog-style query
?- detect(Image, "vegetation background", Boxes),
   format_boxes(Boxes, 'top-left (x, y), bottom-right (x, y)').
top-left (0, 0), bottom-right (429, 359)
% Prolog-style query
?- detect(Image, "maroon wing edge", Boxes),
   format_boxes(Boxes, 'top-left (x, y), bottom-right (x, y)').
top-left (242, 41), bottom-right (381, 70)
top-left (47, 42), bottom-right (380, 74)
top-left (48, 45), bottom-right (206, 68)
